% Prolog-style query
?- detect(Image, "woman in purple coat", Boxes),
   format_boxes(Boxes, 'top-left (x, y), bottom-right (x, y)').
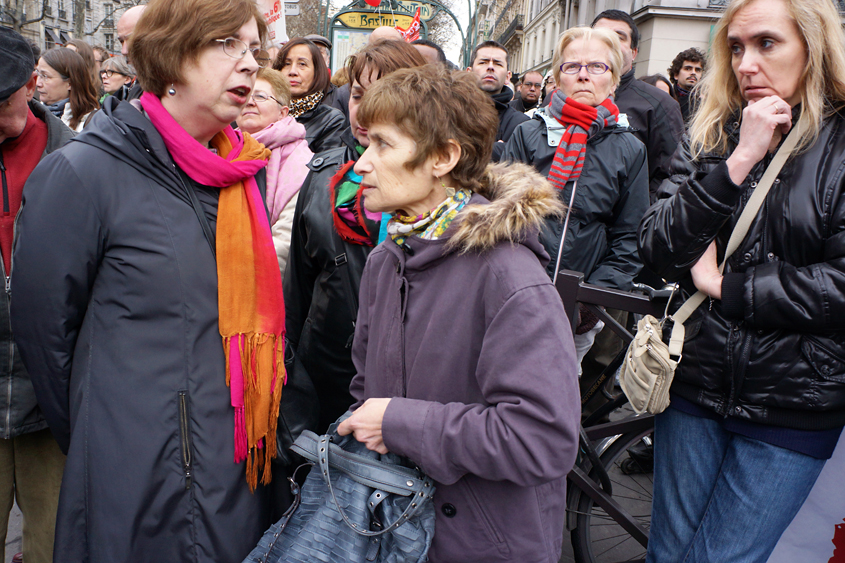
top-left (335, 64), bottom-right (581, 562)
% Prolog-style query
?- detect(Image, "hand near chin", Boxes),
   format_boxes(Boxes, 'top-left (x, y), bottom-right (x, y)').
top-left (691, 241), bottom-right (723, 300)
top-left (727, 95), bottom-right (793, 184)
top-left (337, 398), bottom-right (392, 454)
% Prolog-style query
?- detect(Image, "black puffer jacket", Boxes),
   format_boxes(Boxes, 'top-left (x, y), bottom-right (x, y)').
top-left (283, 131), bottom-right (370, 436)
top-left (502, 110), bottom-right (649, 289)
top-left (296, 102), bottom-right (346, 154)
top-left (639, 111), bottom-right (845, 430)
top-left (0, 101), bottom-right (74, 440)
top-left (10, 97), bottom-right (270, 562)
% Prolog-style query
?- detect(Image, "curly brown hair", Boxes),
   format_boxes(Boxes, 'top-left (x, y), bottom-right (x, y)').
top-left (668, 48), bottom-right (705, 85)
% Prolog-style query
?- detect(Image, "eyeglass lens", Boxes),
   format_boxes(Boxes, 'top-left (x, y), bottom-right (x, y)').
top-left (560, 62), bottom-right (609, 75)
top-left (220, 38), bottom-right (271, 68)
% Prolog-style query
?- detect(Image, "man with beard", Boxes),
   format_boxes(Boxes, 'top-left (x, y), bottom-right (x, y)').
top-left (668, 48), bottom-right (705, 125)
top-left (467, 40), bottom-right (527, 159)
top-left (510, 70), bottom-right (543, 113)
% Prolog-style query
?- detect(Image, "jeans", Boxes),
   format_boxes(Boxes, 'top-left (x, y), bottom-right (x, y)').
top-left (646, 407), bottom-right (826, 563)
top-left (0, 428), bottom-right (66, 563)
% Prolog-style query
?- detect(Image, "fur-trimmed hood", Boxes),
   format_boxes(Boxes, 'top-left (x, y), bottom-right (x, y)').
top-left (448, 161), bottom-right (564, 254)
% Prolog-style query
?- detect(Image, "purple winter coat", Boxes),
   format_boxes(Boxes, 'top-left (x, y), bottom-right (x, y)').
top-left (349, 163), bottom-right (581, 563)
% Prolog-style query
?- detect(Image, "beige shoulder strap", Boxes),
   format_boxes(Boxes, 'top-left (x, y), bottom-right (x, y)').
top-left (667, 118), bottom-right (807, 357)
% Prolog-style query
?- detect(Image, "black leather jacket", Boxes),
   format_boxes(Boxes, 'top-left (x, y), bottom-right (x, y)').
top-left (502, 111), bottom-right (649, 290)
top-left (282, 131), bottom-right (371, 440)
top-left (639, 110), bottom-right (845, 430)
top-left (296, 103), bottom-right (346, 154)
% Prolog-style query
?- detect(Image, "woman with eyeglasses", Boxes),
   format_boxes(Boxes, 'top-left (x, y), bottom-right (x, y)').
top-left (273, 38), bottom-right (346, 154)
top-left (503, 26), bottom-right (648, 365)
top-left (11, 0), bottom-right (282, 561)
top-left (36, 48), bottom-right (99, 132)
top-left (236, 68), bottom-right (313, 275)
top-left (99, 55), bottom-right (135, 103)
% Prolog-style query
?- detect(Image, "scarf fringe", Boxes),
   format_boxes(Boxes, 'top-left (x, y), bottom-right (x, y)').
top-left (224, 332), bottom-right (286, 492)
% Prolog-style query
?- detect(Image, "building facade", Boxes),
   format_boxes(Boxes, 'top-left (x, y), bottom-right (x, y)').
top-left (2, 0), bottom-right (141, 56)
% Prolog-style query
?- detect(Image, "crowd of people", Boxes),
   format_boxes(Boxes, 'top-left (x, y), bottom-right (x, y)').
top-left (0, 0), bottom-right (844, 561)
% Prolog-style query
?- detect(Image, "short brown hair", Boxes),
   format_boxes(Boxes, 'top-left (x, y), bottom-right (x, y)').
top-left (130, 0), bottom-right (268, 97)
top-left (357, 65), bottom-right (498, 193)
top-left (272, 39), bottom-right (330, 98)
top-left (257, 67), bottom-right (291, 106)
top-left (347, 39), bottom-right (426, 88)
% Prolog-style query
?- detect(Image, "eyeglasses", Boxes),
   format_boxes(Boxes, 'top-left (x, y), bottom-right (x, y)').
top-left (523, 82), bottom-right (542, 89)
top-left (118, 32), bottom-right (131, 46)
top-left (215, 38), bottom-right (271, 68)
top-left (100, 70), bottom-right (126, 79)
top-left (35, 69), bottom-right (67, 81)
top-left (559, 62), bottom-right (610, 75)
top-left (251, 91), bottom-right (283, 105)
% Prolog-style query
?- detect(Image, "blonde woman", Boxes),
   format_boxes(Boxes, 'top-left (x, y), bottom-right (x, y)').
top-left (638, 0), bottom-right (845, 561)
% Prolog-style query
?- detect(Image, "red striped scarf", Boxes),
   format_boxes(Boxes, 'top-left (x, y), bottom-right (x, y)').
top-left (547, 92), bottom-right (619, 190)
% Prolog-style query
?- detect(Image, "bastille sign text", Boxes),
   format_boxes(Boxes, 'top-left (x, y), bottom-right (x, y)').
top-left (336, 11), bottom-right (416, 28)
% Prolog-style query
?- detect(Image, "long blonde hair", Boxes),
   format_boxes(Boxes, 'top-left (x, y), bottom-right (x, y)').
top-left (689, 0), bottom-right (845, 158)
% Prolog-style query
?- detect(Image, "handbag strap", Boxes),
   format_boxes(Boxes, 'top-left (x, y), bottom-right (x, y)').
top-left (291, 430), bottom-right (428, 496)
top-left (667, 118), bottom-right (806, 357)
top-left (313, 433), bottom-right (434, 538)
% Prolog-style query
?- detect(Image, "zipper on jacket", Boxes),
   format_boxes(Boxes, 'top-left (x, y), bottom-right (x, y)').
top-left (726, 325), bottom-right (753, 415)
top-left (3, 189), bottom-right (23, 440)
top-left (398, 278), bottom-right (408, 398)
top-left (0, 152), bottom-right (9, 215)
top-left (178, 391), bottom-right (194, 489)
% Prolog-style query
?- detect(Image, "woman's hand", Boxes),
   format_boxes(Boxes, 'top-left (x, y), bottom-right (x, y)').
top-left (691, 242), bottom-right (722, 299)
top-left (336, 398), bottom-right (392, 454)
top-left (726, 96), bottom-right (793, 185)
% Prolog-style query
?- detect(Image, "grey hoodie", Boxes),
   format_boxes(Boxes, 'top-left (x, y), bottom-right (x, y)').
top-left (349, 162), bottom-right (581, 563)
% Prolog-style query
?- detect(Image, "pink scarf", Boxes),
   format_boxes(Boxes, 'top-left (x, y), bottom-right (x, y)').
top-left (247, 116), bottom-right (313, 224)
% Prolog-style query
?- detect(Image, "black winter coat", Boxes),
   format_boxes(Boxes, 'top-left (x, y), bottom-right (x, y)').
top-left (502, 111), bottom-right (649, 290)
top-left (614, 69), bottom-right (684, 202)
top-left (0, 101), bottom-right (74, 440)
top-left (639, 111), bottom-right (845, 430)
top-left (297, 102), bottom-right (346, 154)
top-left (491, 90), bottom-right (529, 161)
top-left (283, 131), bottom-right (370, 435)
top-left (322, 83), bottom-right (350, 122)
top-left (10, 98), bottom-right (270, 562)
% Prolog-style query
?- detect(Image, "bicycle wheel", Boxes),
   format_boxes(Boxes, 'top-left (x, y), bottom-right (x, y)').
top-left (570, 428), bottom-right (654, 563)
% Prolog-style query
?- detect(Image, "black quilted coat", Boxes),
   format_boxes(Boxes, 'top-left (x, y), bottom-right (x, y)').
top-left (638, 111), bottom-right (845, 430)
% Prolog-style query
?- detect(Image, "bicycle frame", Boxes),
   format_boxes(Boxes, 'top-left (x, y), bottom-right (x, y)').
top-left (555, 270), bottom-right (665, 551)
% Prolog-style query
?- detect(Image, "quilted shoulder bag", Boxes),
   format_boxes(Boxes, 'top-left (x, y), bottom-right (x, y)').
top-left (620, 119), bottom-right (806, 414)
top-left (243, 412), bottom-right (436, 563)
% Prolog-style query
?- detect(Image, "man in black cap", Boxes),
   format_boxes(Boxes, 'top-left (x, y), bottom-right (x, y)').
top-left (0, 26), bottom-right (74, 563)
top-left (304, 34), bottom-right (332, 68)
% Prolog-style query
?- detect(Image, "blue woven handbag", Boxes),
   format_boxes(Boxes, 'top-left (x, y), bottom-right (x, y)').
top-left (243, 413), bottom-right (436, 563)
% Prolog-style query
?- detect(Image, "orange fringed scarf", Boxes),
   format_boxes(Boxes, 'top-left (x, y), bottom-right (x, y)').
top-left (215, 131), bottom-right (285, 492)
top-left (140, 92), bottom-right (285, 491)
